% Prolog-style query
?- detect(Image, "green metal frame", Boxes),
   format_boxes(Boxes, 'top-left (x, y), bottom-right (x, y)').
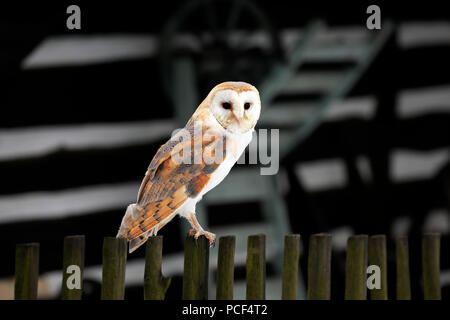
top-left (278, 22), bottom-right (394, 160)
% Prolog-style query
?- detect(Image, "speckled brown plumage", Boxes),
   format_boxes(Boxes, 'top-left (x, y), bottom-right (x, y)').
top-left (117, 121), bottom-right (226, 241)
top-left (116, 81), bottom-right (261, 252)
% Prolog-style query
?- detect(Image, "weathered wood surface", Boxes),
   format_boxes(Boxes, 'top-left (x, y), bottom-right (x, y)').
top-left (246, 234), bottom-right (266, 300)
top-left (144, 236), bottom-right (171, 300)
top-left (282, 234), bottom-right (301, 300)
top-left (422, 233), bottom-right (441, 300)
top-left (368, 235), bottom-right (388, 300)
top-left (101, 237), bottom-right (127, 300)
top-left (182, 235), bottom-right (210, 300)
top-left (62, 235), bottom-right (85, 300)
top-left (307, 233), bottom-right (332, 300)
top-left (345, 235), bottom-right (368, 300)
top-left (15, 243), bottom-right (40, 300)
top-left (395, 236), bottom-right (411, 300)
top-left (216, 236), bottom-right (236, 300)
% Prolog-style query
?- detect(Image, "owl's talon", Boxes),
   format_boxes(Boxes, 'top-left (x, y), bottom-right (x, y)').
top-left (189, 230), bottom-right (216, 248)
top-left (202, 231), bottom-right (216, 248)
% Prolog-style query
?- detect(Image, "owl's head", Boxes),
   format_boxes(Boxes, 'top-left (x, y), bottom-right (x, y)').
top-left (208, 81), bottom-right (261, 134)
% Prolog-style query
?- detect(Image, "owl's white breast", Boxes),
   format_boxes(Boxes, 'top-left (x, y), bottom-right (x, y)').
top-left (196, 129), bottom-right (253, 200)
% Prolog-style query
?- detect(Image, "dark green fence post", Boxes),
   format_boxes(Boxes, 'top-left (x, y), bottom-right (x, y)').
top-left (182, 235), bottom-right (210, 300)
top-left (15, 243), bottom-right (40, 300)
top-left (282, 234), bottom-right (301, 300)
top-left (422, 233), bottom-right (441, 300)
top-left (101, 237), bottom-right (127, 300)
top-left (307, 233), bottom-right (332, 300)
top-left (368, 235), bottom-right (388, 300)
top-left (216, 236), bottom-right (235, 300)
top-left (61, 235), bottom-right (85, 300)
top-left (345, 235), bottom-right (368, 300)
top-left (395, 236), bottom-right (411, 300)
top-left (144, 236), bottom-right (171, 300)
top-left (246, 234), bottom-right (266, 300)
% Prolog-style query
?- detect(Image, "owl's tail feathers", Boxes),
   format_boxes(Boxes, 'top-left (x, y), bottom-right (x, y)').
top-left (116, 203), bottom-right (151, 253)
top-left (116, 203), bottom-right (142, 238)
top-left (128, 234), bottom-right (149, 253)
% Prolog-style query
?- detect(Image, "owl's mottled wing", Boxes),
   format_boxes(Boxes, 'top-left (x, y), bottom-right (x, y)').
top-left (117, 127), bottom-right (226, 242)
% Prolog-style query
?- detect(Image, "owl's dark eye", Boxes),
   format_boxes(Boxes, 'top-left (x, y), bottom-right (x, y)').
top-left (244, 102), bottom-right (251, 110)
top-left (222, 102), bottom-right (232, 110)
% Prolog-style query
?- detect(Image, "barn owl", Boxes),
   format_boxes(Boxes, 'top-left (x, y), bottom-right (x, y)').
top-left (117, 81), bottom-right (261, 252)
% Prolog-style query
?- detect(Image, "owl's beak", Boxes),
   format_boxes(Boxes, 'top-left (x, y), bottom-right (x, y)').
top-left (232, 106), bottom-right (244, 121)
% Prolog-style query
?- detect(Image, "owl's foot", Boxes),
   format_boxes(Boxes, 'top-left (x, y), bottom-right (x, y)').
top-left (188, 228), bottom-right (197, 237)
top-left (187, 213), bottom-right (216, 247)
top-left (188, 228), bottom-right (216, 248)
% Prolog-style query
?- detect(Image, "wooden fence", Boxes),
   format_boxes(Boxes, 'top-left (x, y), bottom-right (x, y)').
top-left (13, 233), bottom-right (442, 300)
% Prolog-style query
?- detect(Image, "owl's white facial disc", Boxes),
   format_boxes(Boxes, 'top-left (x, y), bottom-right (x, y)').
top-left (210, 89), bottom-right (261, 134)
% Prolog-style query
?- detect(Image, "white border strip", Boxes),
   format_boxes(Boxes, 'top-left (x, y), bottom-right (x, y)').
top-left (22, 27), bottom-right (369, 69)
top-left (295, 159), bottom-right (348, 192)
top-left (398, 21), bottom-right (450, 48)
top-left (0, 120), bottom-right (175, 161)
top-left (22, 22), bottom-right (448, 69)
top-left (0, 182), bottom-right (139, 223)
top-left (390, 148), bottom-right (450, 182)
top-left (397, 85), bottom-right (450, 118)
top-left (323, 96), bottom-right (376, 122)
top-left (22, 34), bottom-right (158, 69)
